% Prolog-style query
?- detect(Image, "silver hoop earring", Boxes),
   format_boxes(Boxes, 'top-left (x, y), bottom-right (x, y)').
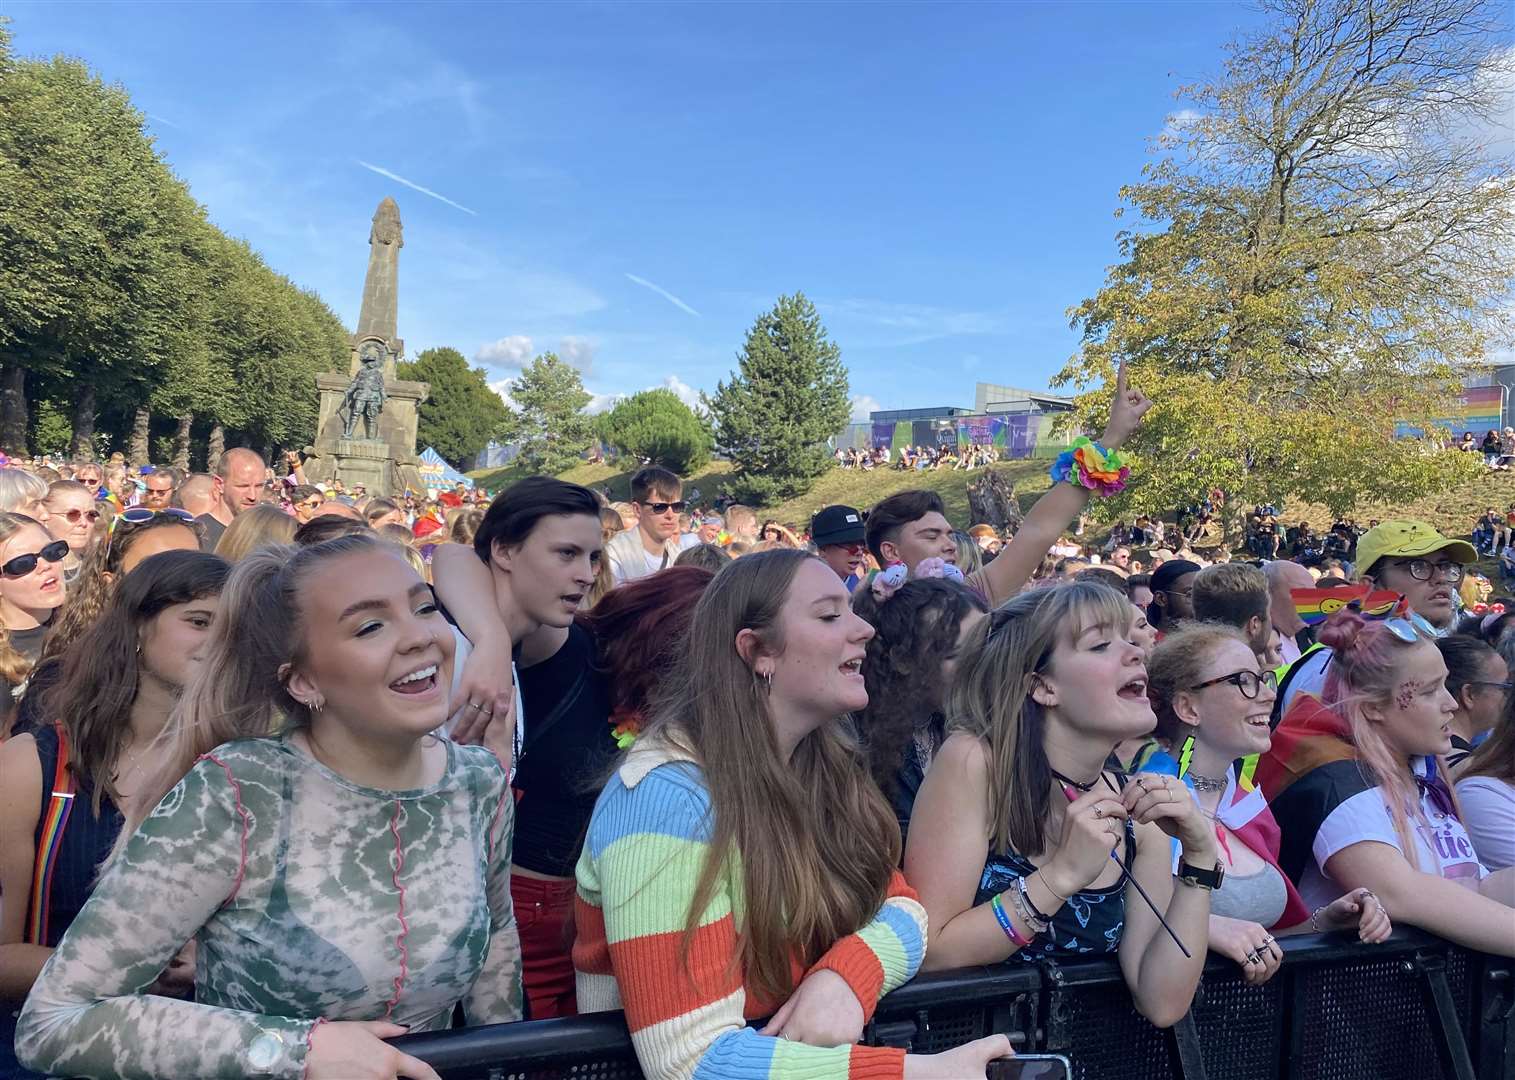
top-left (755, 670), bottom-right (772, 695)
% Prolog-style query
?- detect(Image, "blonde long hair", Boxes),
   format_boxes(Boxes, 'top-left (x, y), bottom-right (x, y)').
top-left (111, 534), bottom-right (387, 859)
top-left (214, 504), bottom-right (298, 562)
top-left (0, 512), bottom-right (56, 692)
top-left (947, 581), bottom-right (1133, 858)
top-left (640, 549), bottom-right (899, 1003)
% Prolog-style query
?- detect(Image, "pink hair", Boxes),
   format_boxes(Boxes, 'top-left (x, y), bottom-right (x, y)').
top-left (1317, 611), bottom-right (1463, 871)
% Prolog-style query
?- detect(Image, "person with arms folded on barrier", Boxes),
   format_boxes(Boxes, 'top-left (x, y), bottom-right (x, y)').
top-left (905, 581), bottom-right (1219, 1029)
top-left (13, 535), bottom-right (522, 1080)
top-left (1259, 608), bottom-right (1515, 958)
top-left (0, 551), bottom-right (229, 1079)
top-left (573, 550), bottom-right (1012, 1080)
top-left (1138, 623), bottom-right (1391, 986)
top-left (430, 478), bottom-right (614, 1020)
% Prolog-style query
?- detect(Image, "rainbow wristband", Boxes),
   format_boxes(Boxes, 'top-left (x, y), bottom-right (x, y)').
top-left (1049, 436), bottom-right (1130, 497)
top-left (990, 893), bottom-right (1034, 948)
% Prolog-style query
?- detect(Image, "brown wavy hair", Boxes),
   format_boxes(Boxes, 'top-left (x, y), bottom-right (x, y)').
top-left (38, 550), bottom-right (230, 814)
top-left (640, 549), bottom-right (900, 1003)
top-left (851, 577), bottom-right (987, 796)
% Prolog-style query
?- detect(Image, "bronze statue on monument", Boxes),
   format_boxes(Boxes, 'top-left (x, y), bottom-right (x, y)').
top-left (306, 197), bottom-right (429, 495)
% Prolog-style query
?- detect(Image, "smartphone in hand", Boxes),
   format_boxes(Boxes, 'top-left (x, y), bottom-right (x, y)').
top-left (986, 1055), bottom-right (1073, 1080)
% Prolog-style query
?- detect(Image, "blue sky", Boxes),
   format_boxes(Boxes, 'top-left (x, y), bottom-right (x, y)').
top-left (9, 1), bottom-right (1268, 418)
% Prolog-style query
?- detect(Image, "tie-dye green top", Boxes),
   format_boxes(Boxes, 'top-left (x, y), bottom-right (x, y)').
top-left (15, 734), bottom-right (522, 1079)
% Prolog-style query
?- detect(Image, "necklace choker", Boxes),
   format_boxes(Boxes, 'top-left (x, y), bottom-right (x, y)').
top-left (1188, 770), bottom-right (1227, 793)
top-left (1050, 769), bottom-right (1099, 793)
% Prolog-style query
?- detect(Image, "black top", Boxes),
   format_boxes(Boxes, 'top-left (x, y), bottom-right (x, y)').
top-left (10, 656), bottom-right (59, 739)
top-left (3, 623), bottom-right (50, 721)
top-left (512, 622), bottom-right (615, 877)
top-left (26, 724), bottom-right (125, 946)
top-left (194, 513), bottom-right (227, 552)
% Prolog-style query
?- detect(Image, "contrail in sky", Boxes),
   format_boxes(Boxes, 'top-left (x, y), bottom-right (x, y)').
top-left (625, 273), bottom-right (700, 317)
top-left (355, 160), bottom-right (478, 216)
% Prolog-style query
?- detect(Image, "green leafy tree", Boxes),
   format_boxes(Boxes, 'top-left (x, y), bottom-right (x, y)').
top-left (706, 292), bottom-right (849, 504)
top-left (398, 346), bottom-right (518, 466)
top-left (1054, 0), bottom-right (1509, 531)
top-left (598, 388), bottom-right (710, 474)
top-left (510, 351), bottom-right (593, 474)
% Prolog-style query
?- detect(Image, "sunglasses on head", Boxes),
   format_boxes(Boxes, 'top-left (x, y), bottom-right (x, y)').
top-left (105, 507), bottom-right (197, 557)
top-left (643, 500), bottom-right (686, 515)
top-left (2, 539), bottom-right (69, 578)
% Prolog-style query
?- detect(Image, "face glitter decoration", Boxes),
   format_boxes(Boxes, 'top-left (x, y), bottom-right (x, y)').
top-left (1395, 682), bottom-right (1417, 710)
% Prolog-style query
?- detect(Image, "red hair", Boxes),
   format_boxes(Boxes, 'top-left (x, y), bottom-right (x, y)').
top-left (579, 565), bottom-right (715, 724)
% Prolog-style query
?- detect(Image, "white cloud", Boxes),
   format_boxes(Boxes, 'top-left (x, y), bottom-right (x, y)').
top-left (850, 394), bottom-right (883, 421)
top-left (557, 336), bottom-right (597, 376)
top-left (475, 334), bottom-right (535, 369)
top-left (355, 159), bottom-right (478, 216)
top-left (1158, 108), bottom-right (1204, 145)
top-left (661, 374), bottom-right (702, 409)
top-left (488, 378), bottom-right (518, 411)
top-left (625, 273), bottom-right (701, 317)
top-left (585, 391), bottom-right (625, 415)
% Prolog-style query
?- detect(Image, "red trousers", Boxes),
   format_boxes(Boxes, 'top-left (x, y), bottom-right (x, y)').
top-left (511, 873), bottom-right (579, 1019)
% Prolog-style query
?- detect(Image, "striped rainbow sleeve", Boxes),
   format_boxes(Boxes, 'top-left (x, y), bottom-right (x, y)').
top-left (803, 871), bottom-right (927, 1023)
top-left (578, 763), bottom-right (906, 1080)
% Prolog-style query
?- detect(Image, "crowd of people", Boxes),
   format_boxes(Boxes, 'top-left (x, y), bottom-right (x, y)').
top-left (835, 442), bottom-right (1001, 472)
top-left (0, 367), bottom-right (1512, 1080)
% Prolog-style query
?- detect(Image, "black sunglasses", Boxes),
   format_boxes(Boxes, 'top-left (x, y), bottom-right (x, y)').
top-left (2, 539), bottom-right (70, 578)
top-left (643, 501), bottom-right (686, 515)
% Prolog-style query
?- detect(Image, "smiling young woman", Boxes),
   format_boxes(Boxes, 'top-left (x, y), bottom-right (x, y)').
top-left (13, 535), bottom-right (522, 1080)
top-left (1141, 623), bottom-right (1390, 987)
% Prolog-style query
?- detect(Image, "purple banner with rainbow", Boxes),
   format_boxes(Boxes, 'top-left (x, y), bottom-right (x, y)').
top-left (1394, 385), bottom-right (1503, 439)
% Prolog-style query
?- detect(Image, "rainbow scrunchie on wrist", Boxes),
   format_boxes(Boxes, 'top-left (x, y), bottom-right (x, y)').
top-left (1049, 437), bottom-right (1129, 496)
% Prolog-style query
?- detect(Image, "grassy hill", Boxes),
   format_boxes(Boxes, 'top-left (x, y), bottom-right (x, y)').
top-left (470, 456), bottom-right (1514, 552)
top-left (469, 457), bottom-right (1053, 529)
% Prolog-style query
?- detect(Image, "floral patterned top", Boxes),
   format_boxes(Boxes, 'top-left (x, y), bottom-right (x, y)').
top-left (15, 734), bottom-right (522, 1079)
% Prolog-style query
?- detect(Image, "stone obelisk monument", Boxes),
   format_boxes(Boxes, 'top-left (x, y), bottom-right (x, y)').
top-left (309, 197), bottom-right (428, 495)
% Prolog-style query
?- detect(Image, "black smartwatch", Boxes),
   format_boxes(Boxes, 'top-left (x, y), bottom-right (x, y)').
top-left (1176, 858), bottom-right (1224, 891)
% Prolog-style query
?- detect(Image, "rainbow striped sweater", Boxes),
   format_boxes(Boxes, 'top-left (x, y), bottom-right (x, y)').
top-left (573, 741), bottom-right (927, 1080)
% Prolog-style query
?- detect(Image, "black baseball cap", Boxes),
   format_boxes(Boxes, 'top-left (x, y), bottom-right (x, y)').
top-left (811, 505), bottom-right (866, 547)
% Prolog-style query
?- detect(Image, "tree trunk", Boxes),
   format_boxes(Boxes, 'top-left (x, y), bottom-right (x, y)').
top-left (173, 413), bottom-right (193, 472)
top-left (128, 405), bottom-right (151, 466)
top-left (70, 385), bottom-right (97, 461)
top-left (0, 363), bottom-right (28, 455)
top-left (206, 423), bottom-right (225, 471)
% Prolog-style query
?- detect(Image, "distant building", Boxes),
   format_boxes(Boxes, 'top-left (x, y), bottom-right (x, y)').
top-left (974, 383), bottom-right (1074, 416)
top-left (868, 406), bottom-right (974, 423)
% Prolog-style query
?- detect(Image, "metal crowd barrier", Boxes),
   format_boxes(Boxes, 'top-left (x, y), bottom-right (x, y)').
top-left (393, 929), bottom-right (1514, 1080)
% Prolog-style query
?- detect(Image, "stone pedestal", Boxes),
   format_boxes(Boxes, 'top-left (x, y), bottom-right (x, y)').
top-left (307, 372), bottom-right (429, 497)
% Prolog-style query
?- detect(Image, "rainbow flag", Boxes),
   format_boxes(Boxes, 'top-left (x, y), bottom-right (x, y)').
top-left (1291, 585), bottom-right (1403, 626)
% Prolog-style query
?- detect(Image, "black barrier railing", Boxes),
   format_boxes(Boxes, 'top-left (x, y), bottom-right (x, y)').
top-left (392, 929), bottom-right (1514, 1080)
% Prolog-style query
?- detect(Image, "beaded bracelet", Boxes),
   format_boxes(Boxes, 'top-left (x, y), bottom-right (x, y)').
top-left (1048, 436), bottom-right (1130, 497)
top-left (1007, 878), bottom-right (1050, 936)
top-left (989, 893), bottom-right (1034, 948)
top-left (1018, 875), bottom-right (1054, 925)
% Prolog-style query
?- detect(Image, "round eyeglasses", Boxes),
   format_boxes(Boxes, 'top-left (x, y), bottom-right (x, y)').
top-left (1190, 669), bottom-right (1278, 699)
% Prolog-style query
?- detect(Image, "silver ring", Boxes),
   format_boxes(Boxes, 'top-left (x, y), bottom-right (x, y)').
top-left (466, 702), bottom-right (482, 711)
top-left (1245, 951), bottom-right (1260, 965)
top-left (1093, 805), bottom-right (1105, 819)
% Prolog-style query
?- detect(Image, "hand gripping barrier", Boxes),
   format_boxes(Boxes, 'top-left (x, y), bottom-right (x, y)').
top-left (391, 929), bottom-right (1515, 1080)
